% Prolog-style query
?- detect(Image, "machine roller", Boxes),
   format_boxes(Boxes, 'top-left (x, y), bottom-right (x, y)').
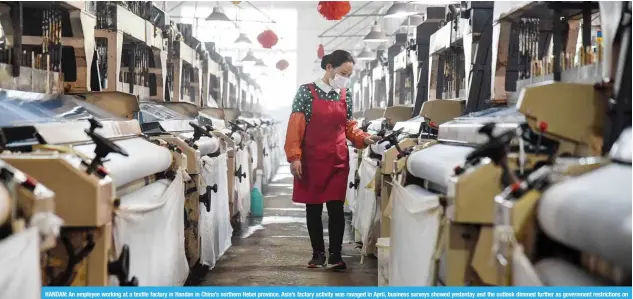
top-left (493, 128), bottom-right (631, 286)
top-left (0, 89), bottom-right (191, 286)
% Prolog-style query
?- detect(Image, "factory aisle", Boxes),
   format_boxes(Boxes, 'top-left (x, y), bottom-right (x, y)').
top-left (200, 164), bottom-right (377, 286)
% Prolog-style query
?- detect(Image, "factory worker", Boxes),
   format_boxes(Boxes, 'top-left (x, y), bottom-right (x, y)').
top-left (284, 50), bottom-right (380, 271)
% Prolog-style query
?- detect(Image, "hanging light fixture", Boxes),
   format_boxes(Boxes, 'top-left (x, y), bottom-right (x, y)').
top-left (384, 2), bottom-right (418, 18)
top-left (205, 5), bottom-right (231, 22)
top-left (241, 50), bottom-right (258, 65)
top-left (255, 58), bottom-right (267, 68)
top-left (234, 33), bottom-right (252, 46)
top-left (364, 21), bottom-right (389, 43)
top-left (356, 46), bottom-right (375, 61)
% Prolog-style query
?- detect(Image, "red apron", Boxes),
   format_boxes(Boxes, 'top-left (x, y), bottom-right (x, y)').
top-left (292, 83), bottom-right (349, 204)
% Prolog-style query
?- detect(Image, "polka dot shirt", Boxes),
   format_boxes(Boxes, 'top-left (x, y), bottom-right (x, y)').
top-left (291, 81), bottom-right (353, 124)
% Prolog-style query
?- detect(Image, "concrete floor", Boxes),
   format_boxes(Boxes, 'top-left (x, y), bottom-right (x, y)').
top-left (200, 165), bottom-right (377, 286)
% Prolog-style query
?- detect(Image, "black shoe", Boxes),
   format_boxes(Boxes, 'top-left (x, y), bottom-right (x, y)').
top-left (328, 252), bottom-right (347, 271)
top-left (307, 251), bottom-right (326, 268)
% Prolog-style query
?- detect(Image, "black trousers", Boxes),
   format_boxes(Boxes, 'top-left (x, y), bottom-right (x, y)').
top-left (306, 200), bottom-right (345, 254)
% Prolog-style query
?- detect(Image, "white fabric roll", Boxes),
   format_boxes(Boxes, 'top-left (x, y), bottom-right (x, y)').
top-left (406, 144), bottom-right (474, 188)
top-left (534, 258), bottom-right (605, 286)
top-left (179, 133), bottom-right (220, 156)
top-left (199, 154), bottom-right (233, 268)
top-left (230, 132), bottom-right (242, 146)
top-left (390, 183), bottom-right (441, 286)
top-left (0, 228), bottom-right (41, 299)
top-left (112, 172), bottom-right (189, 286)
top-left (195, 137), bottom-right (220, 156)
top-left (538, 164), bottom-right (632, 270)
top-left (74, 137), bottom-right (173, 187)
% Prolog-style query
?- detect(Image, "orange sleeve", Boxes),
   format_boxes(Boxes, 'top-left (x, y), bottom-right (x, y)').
top-left (284, 112), bottom-right (306, 162)
top-left (345, 119), bottom-right (370, 149)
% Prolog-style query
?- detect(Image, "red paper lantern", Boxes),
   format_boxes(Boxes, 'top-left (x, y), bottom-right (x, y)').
top-left (257, 30), bottom-right (278, 49)
top-left (317, 1), bottom-right (351, 21)
top-left (317, 44), bottom-right (325, 59)
top-left (276, 59), bottom-right (289, 71)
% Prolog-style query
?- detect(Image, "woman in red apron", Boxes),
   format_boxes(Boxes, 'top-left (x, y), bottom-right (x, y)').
top-left (284, 50), bottom-right (379, 271)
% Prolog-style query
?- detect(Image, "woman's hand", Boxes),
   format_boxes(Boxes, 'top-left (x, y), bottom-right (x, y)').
top-left (290, 160), bottom-right (302, 179)
top-left (363, 135), bottom-right (382, 146)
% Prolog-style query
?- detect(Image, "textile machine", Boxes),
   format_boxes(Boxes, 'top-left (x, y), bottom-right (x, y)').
top-left (219, 108), bottom-right (252, 225)
top-left (0, 1), bottom-right (97, 94)
top-left (360, 70), bottom-right (371, 111)
top-left (169, 23), bottom-right (203, 105)
top-left (493, 128), bottom-right (630, 286)
top-left (198, 107), bottom-right (243, 224)
top-left (369, 54), bottom-right (388, 109)
top-left (93, 2), bottom-right (168, 101)
top-left (0, 158), bottom-right (61, 299)
top-left (201, 42), bottom-right (223, 108)
top-left (222, 58), bottom-right (239, 109)
top-left (0, 89), bottom-right (190, 286)
top-left (386, 55), bottom-right (610, 286)
top-left (132, 100), bottom-right (232, 280)
top-left (392, 39), bottom-right (416, 108)
top-left (379, 100), bottom-right (465, 239)
top-left (490, 1), bottom-right (632, 286)
top-left (427, 2), bottom-right (495, 114)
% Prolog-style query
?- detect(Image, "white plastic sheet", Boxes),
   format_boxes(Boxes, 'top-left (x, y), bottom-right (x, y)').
top-left (199, 154), bottom-right (233, 268)
top-left (353, 158), bottom-right (380, 258)
top-left (112, 171), bottom-right (189, 286)
top-left (389, 183), bottom-right (441, 286)
top-left (0, 228), bottom-right (41, 299)
top-left (345, 148), bottom-right (359, 213)
top-left (235, 149), bottom-right (251, 222)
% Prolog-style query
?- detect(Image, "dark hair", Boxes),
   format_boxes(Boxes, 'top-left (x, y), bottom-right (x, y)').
top-left (320, 50), bottom-right (355, 70)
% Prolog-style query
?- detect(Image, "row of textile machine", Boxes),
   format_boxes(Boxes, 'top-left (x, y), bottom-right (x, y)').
top-left (0, 0), bottom-right (283, 296)
top-left (344, 1), bottom-right (631, 287)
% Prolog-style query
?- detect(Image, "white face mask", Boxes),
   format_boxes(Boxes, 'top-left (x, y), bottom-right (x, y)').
top-left (329, 73), bottom-right (350, 89)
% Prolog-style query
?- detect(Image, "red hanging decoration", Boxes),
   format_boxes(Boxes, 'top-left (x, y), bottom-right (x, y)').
top-left (276, 59), bottom-right (289, 71)
top-left (317, 44), bottom-right (325, 59)
top-left (257, 30), bottom-right (279, 49)
top-left (317, 1), bottom-right (351, 21)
